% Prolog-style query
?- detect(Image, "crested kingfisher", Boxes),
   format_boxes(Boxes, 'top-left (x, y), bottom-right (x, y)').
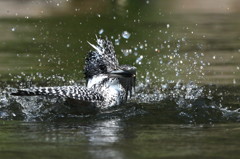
top-left (11, 37), bottom-right (136, 108)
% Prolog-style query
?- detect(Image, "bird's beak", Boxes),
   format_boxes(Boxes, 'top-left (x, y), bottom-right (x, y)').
top-left (109, 66), bottom-right (136, 77)
top-left (110, 66), bottom-right (136, 98)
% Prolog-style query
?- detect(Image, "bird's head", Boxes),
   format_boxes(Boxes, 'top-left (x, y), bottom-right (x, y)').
top-left (84, 36), bottom-right (136, 96)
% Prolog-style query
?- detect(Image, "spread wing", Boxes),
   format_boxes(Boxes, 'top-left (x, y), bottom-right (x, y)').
top-left (11, 86), bottom-right (104, 101)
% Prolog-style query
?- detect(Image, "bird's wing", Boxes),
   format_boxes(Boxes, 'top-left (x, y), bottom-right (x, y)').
top-left (88, 37), bottom-right (119, 69)
top-left (11, 86), bottom-right (104, 101)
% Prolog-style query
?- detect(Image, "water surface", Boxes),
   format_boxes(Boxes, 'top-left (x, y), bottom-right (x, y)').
top-left (0, 0), bottom-right (240, 158)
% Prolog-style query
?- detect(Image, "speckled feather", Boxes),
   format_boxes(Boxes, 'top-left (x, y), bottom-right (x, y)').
top-left (85, 37), bottom-right (119, 78)
top-left (12, 86), bottom-right (104, 101)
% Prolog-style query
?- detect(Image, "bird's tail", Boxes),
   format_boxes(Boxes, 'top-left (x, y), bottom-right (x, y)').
top-left (11, 86), bottom-right (104, 101)
top-left (11, 89), bottom-right (42, 96)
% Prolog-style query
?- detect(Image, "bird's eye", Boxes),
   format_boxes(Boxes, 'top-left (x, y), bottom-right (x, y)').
top-left (99, 65), bottom-right (106, 71)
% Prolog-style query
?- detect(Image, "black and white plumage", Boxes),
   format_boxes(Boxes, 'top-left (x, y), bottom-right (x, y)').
top-left (11, 37), bottom-right (136, 108)
top-left (84, 37), bottom-right (119, 79)
top-left (11, 86), bottom-right (103, 101)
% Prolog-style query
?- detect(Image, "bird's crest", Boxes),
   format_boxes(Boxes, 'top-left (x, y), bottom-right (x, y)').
top-left (84, 36), bottom-right (119, 78)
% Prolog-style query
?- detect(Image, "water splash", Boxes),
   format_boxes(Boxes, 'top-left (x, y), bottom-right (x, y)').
top-left (99, 29), bottom-right (104, 35)
top-left (122, 31), bottom-right (131, 39)
top-left (1, 80), bottom-right (240, 124)
top-left (1, 29), bottom-right (239, 123)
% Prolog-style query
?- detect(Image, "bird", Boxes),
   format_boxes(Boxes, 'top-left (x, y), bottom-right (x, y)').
top-left (11, 36), bottom-right (136, 109)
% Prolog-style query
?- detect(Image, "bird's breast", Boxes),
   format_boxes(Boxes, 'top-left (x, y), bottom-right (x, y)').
top-left (87, 75), bottom-right (126, 107)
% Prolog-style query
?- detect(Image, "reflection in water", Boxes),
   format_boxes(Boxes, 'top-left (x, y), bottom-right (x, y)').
top-left (86, 119), bottom-right (124, 159)
top-left (34, 119), bottom-right (124, 159)
top-left (87, 119), bottom-right (120, 145)
top-left (3, 119), bottom-right (124, 159)
top-left (0, 0), bottom-right (239, 18)
top-left (1, 121), bottom-right (240, 159)
top-left (173, 0), bottom-right (240, 13)
top-left (89, 149), bottom-right (123, 159)
top-left (0, 0), bottom-right (127, 18)
top-left (0, 0), bottom-right (70, 17)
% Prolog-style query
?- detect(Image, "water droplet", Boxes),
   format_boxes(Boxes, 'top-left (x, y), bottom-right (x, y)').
top-left (136, 55), bottom-right (143, 64)
top-left (115, 39), bottom-right (120, 45)
top-left (122, 31), bottom-right (131, 39)
top-left (233, 79), bottom-right (236, 84)
top-left (122, 49), bottom-right (132, 56)
top-left (161, 84), bottom-right (168, 89)
top-left (99, 29), bottom-right (104, 34)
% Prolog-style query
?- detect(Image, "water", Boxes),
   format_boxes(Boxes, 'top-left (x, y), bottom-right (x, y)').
top-left (122, 31), bottom-right (131, 39)
top-left (1, 0), bottom-right (240, 158)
